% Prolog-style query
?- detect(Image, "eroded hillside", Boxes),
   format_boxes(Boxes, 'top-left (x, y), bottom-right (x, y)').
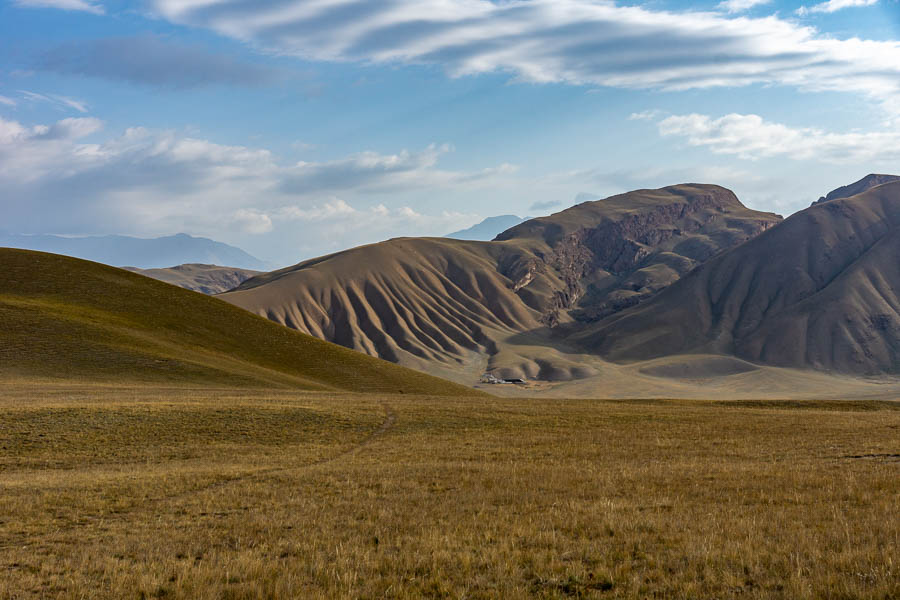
top-left (221, 184), bottom-right (781, 380)
top-left (580, 180), bottom-right (900, 375)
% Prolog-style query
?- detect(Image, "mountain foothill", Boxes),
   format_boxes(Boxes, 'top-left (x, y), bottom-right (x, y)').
top-left (5, 174), bottom-right (899, 398)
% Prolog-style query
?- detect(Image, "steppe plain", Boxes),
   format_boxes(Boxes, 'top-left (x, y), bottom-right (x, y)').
top-left (2, 382), bottom-right (898, 599)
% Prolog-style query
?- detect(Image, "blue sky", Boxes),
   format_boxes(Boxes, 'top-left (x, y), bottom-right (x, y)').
top-left (2, 0), bottom-right (899, 265)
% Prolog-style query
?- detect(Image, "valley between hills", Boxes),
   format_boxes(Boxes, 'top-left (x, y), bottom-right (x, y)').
top-left (1, 176), bottom-right (899, 599)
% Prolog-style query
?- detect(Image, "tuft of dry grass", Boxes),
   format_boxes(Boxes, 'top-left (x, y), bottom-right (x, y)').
top-left (1, 383), bottom-right (898, 599)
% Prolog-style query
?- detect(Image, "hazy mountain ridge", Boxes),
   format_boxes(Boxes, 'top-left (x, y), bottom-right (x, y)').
top-left (0, 232), bottom-right (267, 270)
top-left (445, 215), bottom-right (529, 241)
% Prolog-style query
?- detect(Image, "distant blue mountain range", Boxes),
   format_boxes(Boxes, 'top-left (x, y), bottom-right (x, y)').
top-left (0, 232), bottom-right (267, 270)
top-left (445, 215), bottom-right (529, 241)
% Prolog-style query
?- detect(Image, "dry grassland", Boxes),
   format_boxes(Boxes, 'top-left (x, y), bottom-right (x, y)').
top-left (1, 383), bottom-right (898, 599)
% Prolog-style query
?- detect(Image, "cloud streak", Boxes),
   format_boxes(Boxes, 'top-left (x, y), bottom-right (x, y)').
top-left (797, 0), bottom-right (878, 15)
top-left (717, 0), bottom-right (772, 13)
top-left (14, 0), bottom-right (103, 14)
top-left (149, 0), bottom-right (900, 113)
top-left (19, 90), bottom-right (89, 113)
top-left (37, 36), bottom-right (286, 89)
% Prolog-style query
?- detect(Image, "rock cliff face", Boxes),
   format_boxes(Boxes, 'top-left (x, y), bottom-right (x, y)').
top-left (220, 184), bottom-right (781, 381)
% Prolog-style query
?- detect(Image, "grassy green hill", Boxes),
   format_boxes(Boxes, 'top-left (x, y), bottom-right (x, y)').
top-left (0, 248), bottom-right (481, 395)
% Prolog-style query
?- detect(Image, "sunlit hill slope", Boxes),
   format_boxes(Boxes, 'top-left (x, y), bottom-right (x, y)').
top-left (0, 248), bottom-right (480, 395)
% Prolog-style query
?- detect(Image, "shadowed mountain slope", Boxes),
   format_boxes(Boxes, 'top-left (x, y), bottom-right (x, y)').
top-left (221, 184), bottom-right (781, 380)
top-left (124, 264), bottom-right (261, 295)
top-left (813, 174), bottom-right (900, 205)
top-left (0, 248), bottom-right (480, 395)
top-left (579, 181), bottom-right (900, 375)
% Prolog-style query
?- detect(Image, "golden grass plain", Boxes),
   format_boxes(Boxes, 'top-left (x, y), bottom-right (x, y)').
top-left (1, 382), bottom-right (898, 599)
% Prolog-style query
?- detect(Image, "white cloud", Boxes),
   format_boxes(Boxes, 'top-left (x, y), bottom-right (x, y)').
top-left (0, 115), bottom-right (510, 255)
top-left (14, 0), bottom-right (103, 14)
top-left (275, 198), bottom-right (443, 225)
top-left (797, 0), bottom-right (878, 15)
top-left (0, 95), bottom-right (16, 107)
top-left (19, 90), bottom-right (89, 113)
top-left (149, 0), bottom-right (900, 114)
top-left (654, 112), bottom-right (900, 163)
top-left (36, 117), bottom-right (104, 140)
top-left (717, 0), bottom-right (772, 13)
top-left (258, 198), bottom-right (478, 257)
top-left (277, 198), bottom-right (359, 221)
top-left (279, 144), bottom-right (514, 195)
top-left (230, 208), bottom-right (273, 234)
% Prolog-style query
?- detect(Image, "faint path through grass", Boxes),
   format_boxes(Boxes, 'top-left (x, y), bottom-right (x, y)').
top-left (125, 398), bottom-right (398, 510)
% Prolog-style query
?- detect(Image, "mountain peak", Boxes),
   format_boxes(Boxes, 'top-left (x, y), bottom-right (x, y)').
top-left (813, 174), bottom-right (900, 206)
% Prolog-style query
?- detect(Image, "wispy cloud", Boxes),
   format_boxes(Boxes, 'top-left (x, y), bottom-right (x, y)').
top-left (629, 110), bottom-right (665, 121)
top-left (37, 36), bottom-right (286, 89)
top-left (13, 0), bottom-right (103, 15)
top-left (149, 0), bottom-right (900, 114)
top-left (653, 112), bottom-right (900, 163)
top-left (0, 96), bottom-right (16, 107)
top-left (19, 90), bottom-right (88, 113)
top-left (797, 0), bottom-right (878, 15)
top-left (717, 0), bottom-right (772, 13)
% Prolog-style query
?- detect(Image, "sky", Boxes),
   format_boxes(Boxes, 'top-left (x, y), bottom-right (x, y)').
top-left (2, 0), bottom-right (900, 266)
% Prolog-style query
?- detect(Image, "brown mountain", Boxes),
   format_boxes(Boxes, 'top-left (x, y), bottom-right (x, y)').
top-left (812, 173), bottom-right (900, 205)
top-left (220, 184), bottom-right (780, 381)
top-left (579, 180), bottom-right (900, 375)
top-left (124, 263), bottom-right (261, 295)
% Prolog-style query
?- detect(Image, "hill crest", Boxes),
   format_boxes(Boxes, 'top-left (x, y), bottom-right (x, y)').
top-left (813, 174), bottom-right (900, 206)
